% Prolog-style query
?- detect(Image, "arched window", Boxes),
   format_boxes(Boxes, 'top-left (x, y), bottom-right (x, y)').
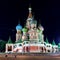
top-left (19, 44), bottom-right (22, 46)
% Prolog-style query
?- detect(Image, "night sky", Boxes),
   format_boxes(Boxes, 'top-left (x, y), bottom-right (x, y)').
top-left (0, 0), bottom-right (60, 44)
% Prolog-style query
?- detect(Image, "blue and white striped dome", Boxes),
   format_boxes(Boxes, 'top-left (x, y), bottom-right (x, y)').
top-left (16, 24), bottom-right (22, 30)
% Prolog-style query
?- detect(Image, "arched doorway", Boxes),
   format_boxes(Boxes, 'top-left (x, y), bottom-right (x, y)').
top-left (23, 46), bottom-right (29, 52)
top-left (26, 46), bottom-right (29, 52)
top-left (8, 46), bottom-right (12, 51)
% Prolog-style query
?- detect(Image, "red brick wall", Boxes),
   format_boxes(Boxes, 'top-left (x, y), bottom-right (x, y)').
top-left (30, 46), bottom-right (38, 51)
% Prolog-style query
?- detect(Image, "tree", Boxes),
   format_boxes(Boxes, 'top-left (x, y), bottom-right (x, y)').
top-left (0, 40), bottom-right (6, 52)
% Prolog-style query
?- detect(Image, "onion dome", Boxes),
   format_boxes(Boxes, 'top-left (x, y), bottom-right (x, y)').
top-left (16, 24), bottom-right (22, 30)
top-left (38, 24), bottom-right (44, 31)
top-left (22, 27), bottom-right (28, 32)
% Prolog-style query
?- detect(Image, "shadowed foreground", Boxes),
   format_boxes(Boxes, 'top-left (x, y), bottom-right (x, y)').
top-left (0, 54), bottom-right (60, 60)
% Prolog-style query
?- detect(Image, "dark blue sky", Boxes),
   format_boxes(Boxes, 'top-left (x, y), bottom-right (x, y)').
top-left (0, 0), bottom-right (60, 44)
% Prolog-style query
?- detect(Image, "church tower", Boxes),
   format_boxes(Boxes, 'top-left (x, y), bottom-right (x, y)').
top-left (26, 6), bottom-right (33, 29)
top-left (16, 23), bottom-right (22, 42)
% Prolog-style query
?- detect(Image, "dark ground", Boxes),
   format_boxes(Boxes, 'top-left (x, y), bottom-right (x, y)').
top-left (0, 53), bottom-right (60, 60)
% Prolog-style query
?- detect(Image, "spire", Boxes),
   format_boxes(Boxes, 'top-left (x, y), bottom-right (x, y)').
top-left (16, 19), bottom-right (22, 30)
top-left (7, 36), bottom-right (12, 44)
top-left (45, 38), bottom-right (49, 43)
top-left (39, 19), bottom-right (41, 24)
top-left (28, 5), bottom-right (32, 18)
top-left (38, 19), bottom-right (41, 26)
top-left (52, 40), bottom-right (56, 45)
top-left (18, 19), bottom-right (20, 25)
top-left (38, 19), bottom-right (41, 27)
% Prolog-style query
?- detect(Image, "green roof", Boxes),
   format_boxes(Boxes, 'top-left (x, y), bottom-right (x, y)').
top-left (58, 43), bottom-right (60, 48)
top-left (7, 37), bottom-right (12, 44)
top-left (30, 20), bottom-right (37, 24)
top-left (52, 40), bottom-right (56, 45)
top-left (45, 38), bottom-right (49, 43)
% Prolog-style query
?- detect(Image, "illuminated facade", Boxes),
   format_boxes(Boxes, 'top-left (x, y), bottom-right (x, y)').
top-left (5, 6), bottom-right (59, 53)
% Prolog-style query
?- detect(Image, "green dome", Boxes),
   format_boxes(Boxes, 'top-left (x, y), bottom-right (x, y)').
top-left (22, 27), bottom-right (28, 32)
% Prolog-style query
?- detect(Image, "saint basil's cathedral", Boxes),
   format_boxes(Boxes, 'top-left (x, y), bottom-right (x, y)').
top-left (5, 6), bottom-right (60, 53)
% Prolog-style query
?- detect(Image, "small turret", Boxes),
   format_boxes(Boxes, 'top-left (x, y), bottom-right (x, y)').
top-left (52, 40), bottom-right (56, 45)
top-left (7, 36), bottom-right (12, 44)
top-left (45, 38), bottom-right (49, 44)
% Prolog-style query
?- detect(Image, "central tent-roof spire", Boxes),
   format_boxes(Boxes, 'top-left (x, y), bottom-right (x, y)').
top-left (28, 4), bottom-right (32, 18)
